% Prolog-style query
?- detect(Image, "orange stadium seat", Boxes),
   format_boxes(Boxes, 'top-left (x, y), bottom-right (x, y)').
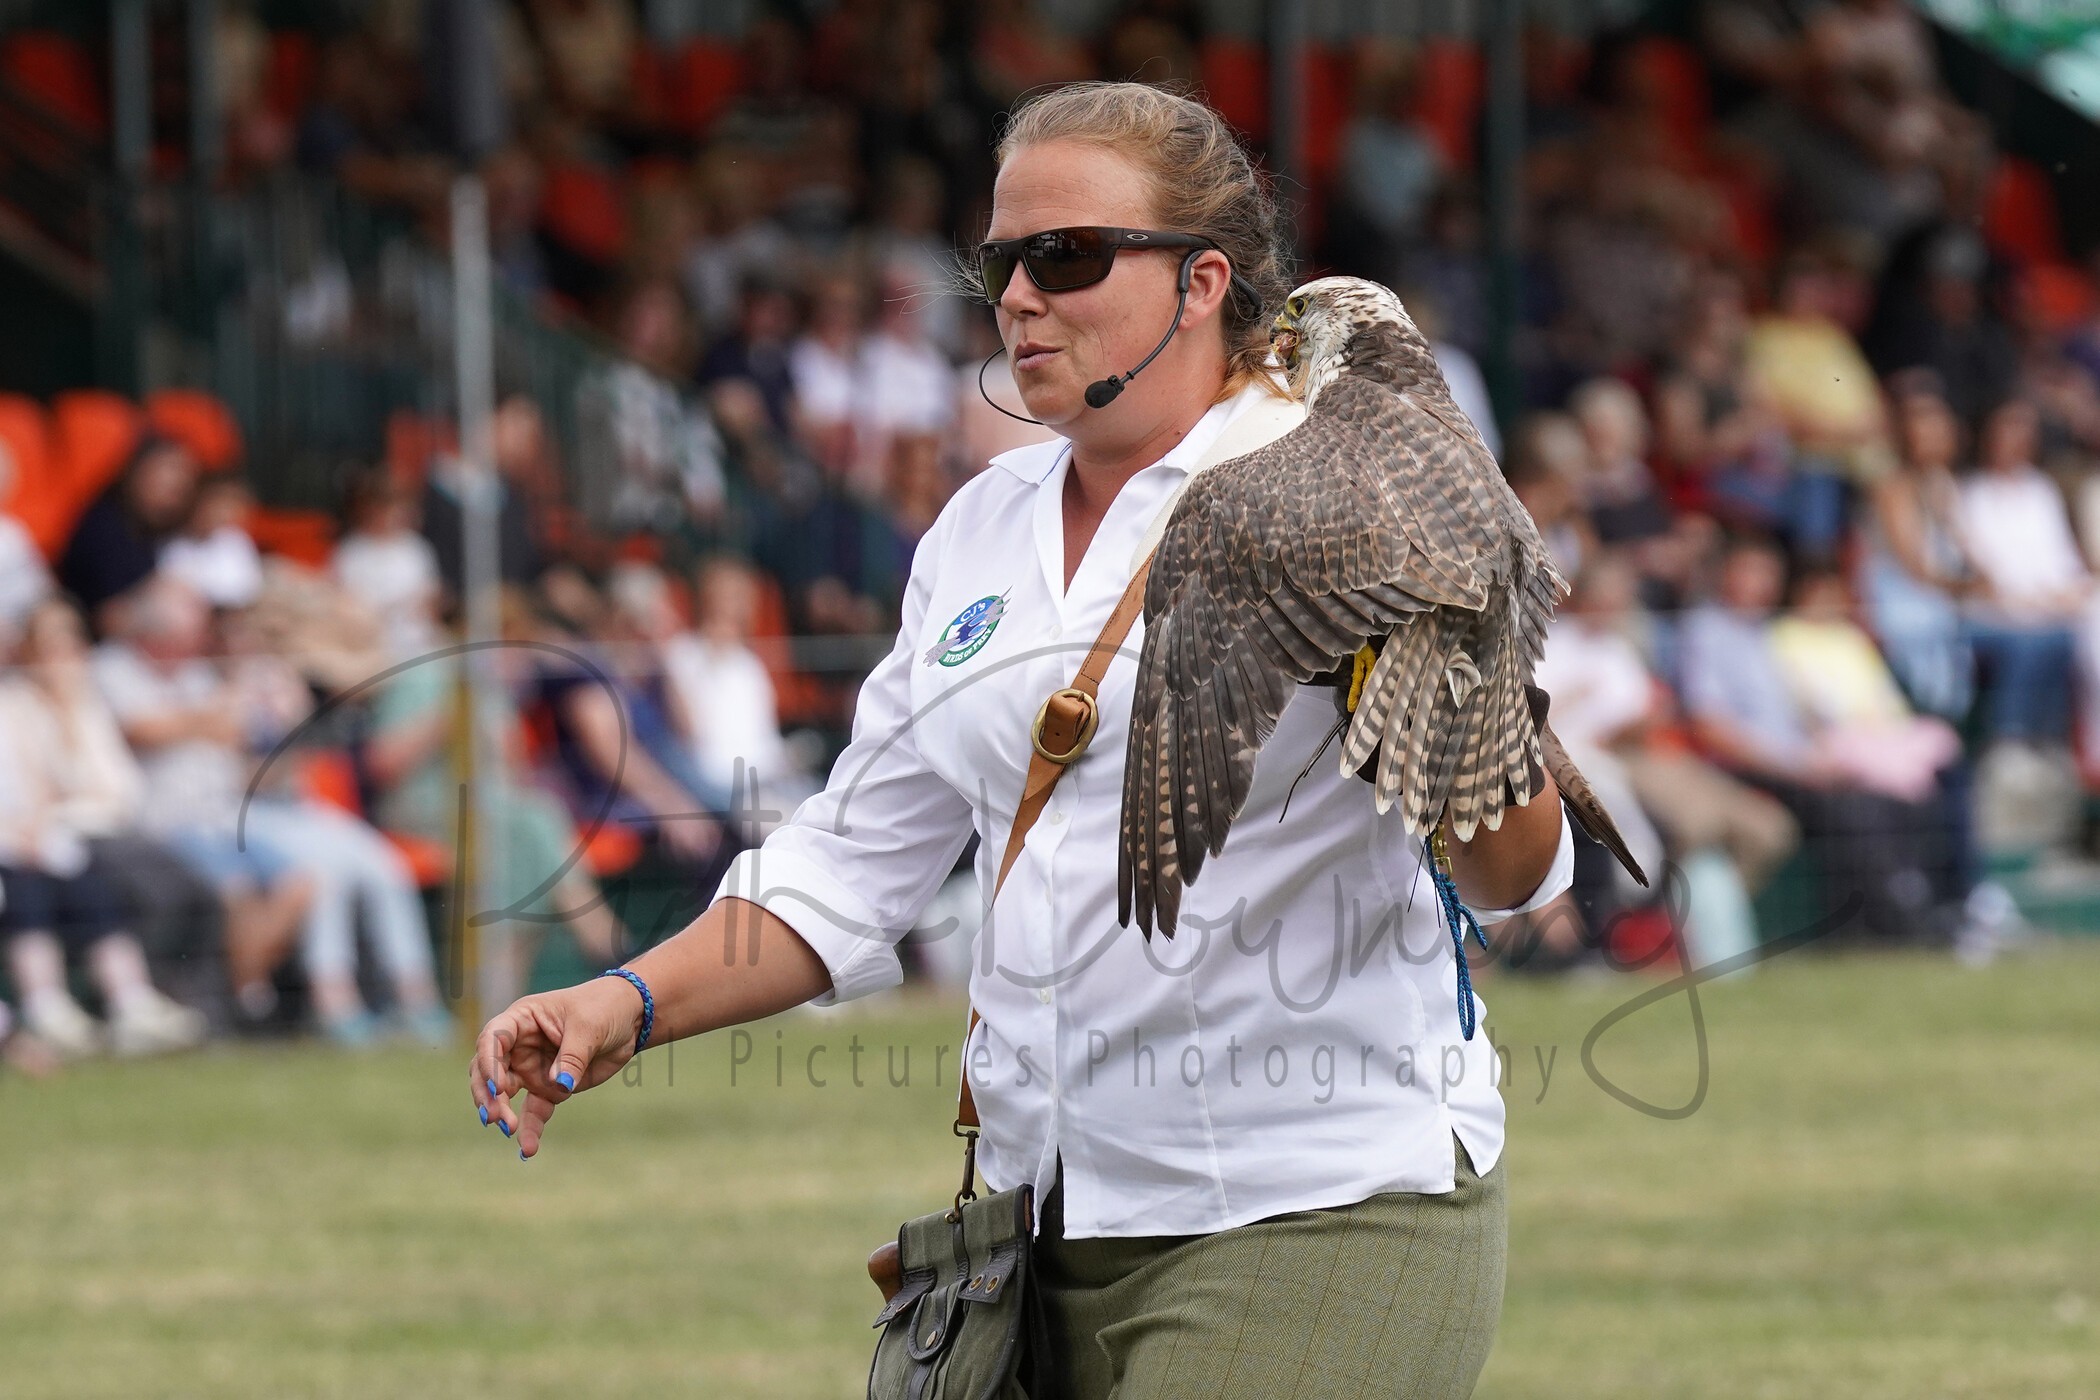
top-left (50, 389), bottom-right (142, 493)
top-left (0, 31), bottom-right (105, 137)
top-left (629, 42), bottom-right (670, 130)
top-left (243, 505), bottom-right (337, 566)
top-left (1300, 43), bottom-right (1350, 188)
top-left (1607, 904), bottom-right (1681, 973)
top-left (42, 390), bottom-right (143, 550)
top-left (1198, 37), bottom-right (1267, 139)
top-left (2017, 260), bottom-right (2096, 336)
top-left (0, 393), bottom-right (61, 551)
top-left (1984, 156), bottom-right (2065, 267)
top-left (664, 38), bottom-right (744, 135)
top-left (146, 388), bottom-right (244, 473)
top-left (747, 568), bottom-right (826, 730)
top-left (582, 821), bottom-right (642, 878)
top-left (301, 749), bottom-right (454, 888)
top-left (539, 162), bottom-right (629, 267)
top-left (1623, 35), bottom-right (1710, 143)
top-left (1412, 39), bottom-right (1483, 169)
top-left (264, 30), bottom-right (316, 120)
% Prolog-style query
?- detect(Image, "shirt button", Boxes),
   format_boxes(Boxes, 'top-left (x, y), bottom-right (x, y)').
top-left (1049, 810), bottom-right (1066, 825)
top-left (1037, 986), bottom-right (1053, 1004)
top-left (1049, 623), bottom-right (1063, 640)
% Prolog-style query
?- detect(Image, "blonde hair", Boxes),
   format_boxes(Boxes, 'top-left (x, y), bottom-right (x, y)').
top-left (986, 83), bottom-right (1293, 403)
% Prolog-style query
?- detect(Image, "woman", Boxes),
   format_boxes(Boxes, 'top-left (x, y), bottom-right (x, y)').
top-left (1955, 396), bottom-right (2087, 746)
top-left (10, 596), bottom-right (240, 1020)
top-left (471, 85), bottom-right (1570, 1400)
top-left (1860, 376), bottom-right (1975, 723)
top-left (55, 435), bottom-right (201, 629)
top-left (362, 594), bottom-right (631, 1009)
top-left (0, 602), bottom-right (211, 1057)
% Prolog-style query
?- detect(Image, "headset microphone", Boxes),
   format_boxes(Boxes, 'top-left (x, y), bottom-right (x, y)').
top-left (976, 253), bottom-right (1264, 426)
top-left (1083, 249), bottom-right (1201, 410)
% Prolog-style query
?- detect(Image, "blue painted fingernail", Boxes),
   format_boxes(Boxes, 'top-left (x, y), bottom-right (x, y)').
top-left (555, 1070), bottom-right (575, 1091)
top-left (519, 1147), bottom-right (528, 1161)
top-left (479, 1104), bottom-right (489, 1126)
top-left (486, 1078), bottom-right (498, 1096)
top-left (499, 1120), bottom-right (512, 1137)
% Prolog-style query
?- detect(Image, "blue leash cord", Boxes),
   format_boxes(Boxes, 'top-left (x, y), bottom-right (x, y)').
top-left (1427, 829), bottom-right (1490, 1041)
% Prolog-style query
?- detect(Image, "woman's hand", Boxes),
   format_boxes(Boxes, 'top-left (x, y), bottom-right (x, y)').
top-left (467, 898), bottom-right (833, 1157)
top-left (469, 975), bottom-right (645, 1158)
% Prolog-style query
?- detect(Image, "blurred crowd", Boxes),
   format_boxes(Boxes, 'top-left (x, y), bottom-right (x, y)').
top-left (6, 0), bottom-right (2100, 1065)
top-left (0, 387), bottom-right (832, 1072)
top-left (1394, 1), bottom-right (2100, 972)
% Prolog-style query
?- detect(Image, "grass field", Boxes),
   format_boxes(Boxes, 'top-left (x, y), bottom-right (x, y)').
top-left (3, 943), bottom-right (2096, 1400)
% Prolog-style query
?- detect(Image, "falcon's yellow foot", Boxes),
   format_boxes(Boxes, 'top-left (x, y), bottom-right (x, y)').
top-left (1345, 644), bottom-right (1377, 712)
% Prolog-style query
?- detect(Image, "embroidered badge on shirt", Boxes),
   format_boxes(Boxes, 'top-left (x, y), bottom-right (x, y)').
top-left (923, 591), bottom-right (1009, 667)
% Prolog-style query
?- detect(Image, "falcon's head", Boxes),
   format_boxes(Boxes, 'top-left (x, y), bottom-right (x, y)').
top-left (1269, 276), bottom-right (1436, 408)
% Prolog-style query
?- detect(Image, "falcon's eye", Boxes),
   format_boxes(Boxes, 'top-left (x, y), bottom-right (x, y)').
top-left (1286, 295), bottom-right (1306, 317)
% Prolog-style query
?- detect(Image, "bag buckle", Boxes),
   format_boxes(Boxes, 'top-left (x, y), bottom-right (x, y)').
top-left (1031, 687), bottom-right (1099, 765)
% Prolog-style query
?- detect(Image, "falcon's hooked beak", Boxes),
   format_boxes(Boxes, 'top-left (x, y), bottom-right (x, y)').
top-left (1271, 291), bottom-right (1321, 400)
top-left (1270, 299), bottom-right (1303, 372)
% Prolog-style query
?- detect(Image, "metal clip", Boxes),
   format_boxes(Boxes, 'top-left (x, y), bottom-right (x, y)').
top-left (947, 1126), bottom-right (980, 1220)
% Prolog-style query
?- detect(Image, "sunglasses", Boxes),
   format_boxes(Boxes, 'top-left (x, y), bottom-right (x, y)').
top-left (974, 226), bottom-right (1222, 304)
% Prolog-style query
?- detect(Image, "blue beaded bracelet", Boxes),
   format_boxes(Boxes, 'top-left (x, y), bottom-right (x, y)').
top-left (598, 967), bottom-right (655, 1054)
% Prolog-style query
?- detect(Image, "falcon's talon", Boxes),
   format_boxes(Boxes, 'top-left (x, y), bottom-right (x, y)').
top-left (1344, 644), bottom-right (1376, 712)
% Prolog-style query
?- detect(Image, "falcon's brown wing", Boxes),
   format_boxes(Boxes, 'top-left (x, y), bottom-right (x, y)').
top-left (1117, 373), bottom-right (1565, 937)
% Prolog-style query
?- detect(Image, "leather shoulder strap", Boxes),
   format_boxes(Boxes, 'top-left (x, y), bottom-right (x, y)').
top-left (955, 549), bottom-right (1154, 1130)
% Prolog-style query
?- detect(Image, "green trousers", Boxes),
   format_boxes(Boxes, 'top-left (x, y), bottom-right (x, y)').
top-left (1032, 1136), bottom-right (1506, 1400)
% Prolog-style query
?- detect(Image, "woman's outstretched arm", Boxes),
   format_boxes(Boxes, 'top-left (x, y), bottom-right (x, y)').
top-left (469, 896), bottom-right (829, 1156)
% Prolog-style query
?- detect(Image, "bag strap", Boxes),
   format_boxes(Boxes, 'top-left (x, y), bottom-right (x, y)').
top-left (947, 549), bottom-right (1154, 1207)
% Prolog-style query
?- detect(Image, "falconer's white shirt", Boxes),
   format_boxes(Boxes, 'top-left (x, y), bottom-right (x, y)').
top-left (715, 378), bottom-right (1574, 1238)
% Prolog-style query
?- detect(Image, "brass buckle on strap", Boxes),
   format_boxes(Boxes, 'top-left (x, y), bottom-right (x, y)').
top-left (1031, 687), bottom-right (1100, 765)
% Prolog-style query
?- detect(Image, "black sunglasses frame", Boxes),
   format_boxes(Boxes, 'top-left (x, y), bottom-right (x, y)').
top-left (974, 226), bottom-right (1222, 305)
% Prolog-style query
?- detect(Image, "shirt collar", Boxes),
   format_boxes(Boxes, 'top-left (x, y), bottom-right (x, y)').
top-left (986, 377), bottom-right (1273, 484)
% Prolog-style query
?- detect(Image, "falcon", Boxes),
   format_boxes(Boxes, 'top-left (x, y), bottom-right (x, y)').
top-left (1117, 276), bottom-right (1647, 937)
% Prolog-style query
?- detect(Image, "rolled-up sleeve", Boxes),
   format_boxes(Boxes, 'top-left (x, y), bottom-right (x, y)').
top-left (712, 525), bottom-right (976, 1005)
top-left (1473, 805), bottom-right (1575, 924)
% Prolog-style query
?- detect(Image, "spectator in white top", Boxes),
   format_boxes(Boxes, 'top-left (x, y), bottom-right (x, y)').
top-left (656, 556), bottom-right (821, 832)
top-left (864, 155), bottom-right (966, 359)
top-left (1, 621), bottom-right (210, 1058)
top-left (331, 471), bottom-right (442, 661)
top-left (95, 576), bottom-right (443, 1046)
top-left (1533, 559), bottom-right (1667, 894)
top-left (84, 583), bottom-right (312, 1024)
top-left (788, 272), bottom-right (866, 478)
top-left (846, 261), bottom-right (956, 499)
top-left (1956, 397), bottom-right (2084, 744)
top-left (158, 475), bottom-right (265, 609)
top-left (10, 596), bottom-right (243, 1022)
